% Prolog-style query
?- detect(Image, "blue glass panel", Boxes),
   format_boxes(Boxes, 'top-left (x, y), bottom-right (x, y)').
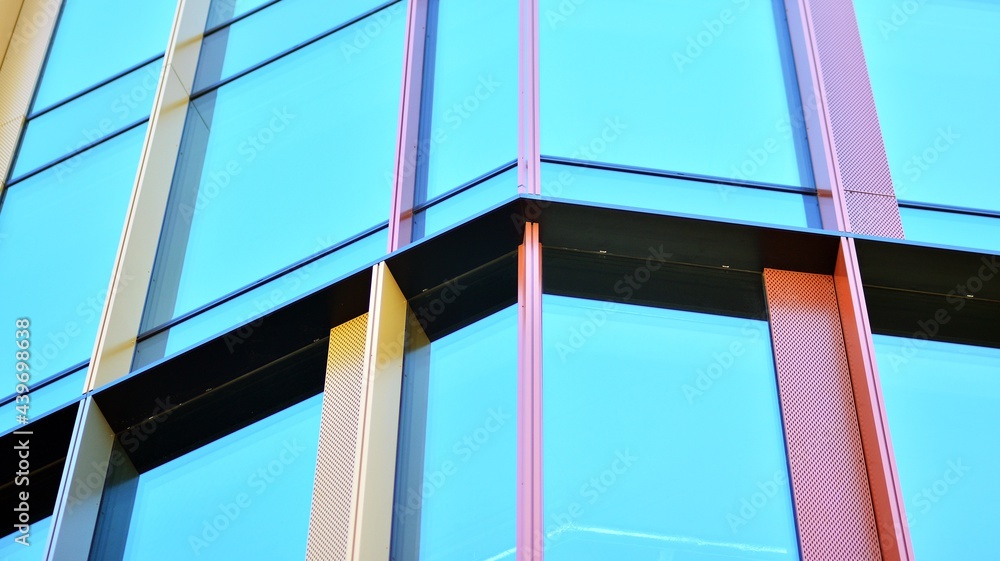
top-left (143, 11), bottom-right (403, 329)
top-left (0, 368), bottom-right (86, 435)
top-left (13, 59), bottom-right (161, 179)
top-left (541, 163), bottom-right (820, 229)
top-left (856, 1), bottom-right (1000, 213)
top-left (416, 0), bottom-right (518, 200)
top-left (872, 335), bottom-right (1000, 560)
top-left (205, 0), bottom-right (274, 29)
top-left (543, 296), bottom-right (799, 560)
top-left (132, 228), bottom-right (387, 370)
top-left (0, 516), bottom-right (51, 559)
top-left (899, 207), bottom-right (1000, 253)
top-left (32, 0), bottom-right (175, 112)
top-left (392, 306), bottom-right (517, 561)
top-left (0, 126), bottom-right (144, 384)
top-left (417, 165), bottom-right (517, 239)
top-left (540, 0), bottom-right (813, 189)
top-left (194, 0), bottom-right (397, 91)
top-left (121, 394), bottom-right (322, 560)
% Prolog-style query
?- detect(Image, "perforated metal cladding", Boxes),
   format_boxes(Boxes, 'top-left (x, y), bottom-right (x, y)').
top-left (844, 191), bottom-right (905, 238)
top-left (763, 269), bottom-right (881, 561)
top-left (306, 314), bottom-right (369, 561)
top-left (806, 0), bottom-right (903, 238)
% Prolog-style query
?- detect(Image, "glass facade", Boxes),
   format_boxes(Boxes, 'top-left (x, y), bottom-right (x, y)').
top-left (0, 0), bottom-right (994, 559)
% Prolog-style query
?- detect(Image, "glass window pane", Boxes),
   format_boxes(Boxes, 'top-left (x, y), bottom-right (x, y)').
top-left (541, 163), bottom-right (821, 229)
top-left (0, 126), bottom-right (145, 384)
top-left (205, 0), bottom-right (274, 29)
top-left (392, 306), bottom-right (518, 561)
top-left (195, 0), bottom-right (397, 91)
top-left (416, 0), bottom-right (518, 201)
top-left (0, 368), bottom-right (86, 434)
top-left (0, 516), bottom-right (51, 559)
top-left (32, 0), bottom-right (175, 112)
top-left (543, 295), bottom-right (799, 560)
top-left (417, 165), bottom-right (517, 238)
top-left (899, 207), bottom-right (1000, 254)
top-left (856, 1), bottom-right (1000, 213)
top-left (540, 0), bottom-right (813, 189)
top-left (872, 335), bottom-right (1000, 560)
top-left (142, 12), bottom-right (403, 330)
top-left (13, 59), bottom-right (162, 179)
top-left (121, 394), bottom-right (322, 560)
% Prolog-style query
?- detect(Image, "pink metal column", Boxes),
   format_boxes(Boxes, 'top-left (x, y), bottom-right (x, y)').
top-left (763, 269), bottom-right (881, 561)
top-left (387, 0), bottom-right (428, 251)
top-left (518, 0), bottom-right (540, 195)
top-left (517, 222), bottom-right (543, 561)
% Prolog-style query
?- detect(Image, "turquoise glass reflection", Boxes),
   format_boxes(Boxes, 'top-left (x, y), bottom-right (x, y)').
top-left (392, 306), bottom-right (517, 561)
top-left (543, 296), bottom-right (799, 560)
top-left (0, 516), bottom-right (51, 560)
top-left (541, 163), bottom-right (821, 229)
top-left (0, 368), bottom-right (86, 435)
top-left (121, 395), bottom-right (322, 560)
top-left (143, 11), bottom-right (403, 329)
top-left (417, 0), bottom-right (518, 200)
top-left (899, 207), bottom-right (1000, 254)
top-left (0, 126), bottom-right (144, 386)
top-left (540, 0), bottom-right (813, 189)
top-left (873, 335), bottom-right (1000, 560)
top-left (856, 1), bottom-right (1000, 213)
top-left (417, 165), bottom-right (517, 238)
top-left (195, 0), bottom-right (394, 91)
top-left (13, 59), bottom-right (162, 179)
top-left (205, 0), bottom-right (273, 28)
top-left (31, 0), bottom-right (175, 112)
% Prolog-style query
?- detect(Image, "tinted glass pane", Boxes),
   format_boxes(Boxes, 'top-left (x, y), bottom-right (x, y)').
top-left (133, 228), bottom-right (387, 369)
top-left (417, 165), bottom-right (517, 239)
top-left (121, 394), bottom-right (322, 560)
top-left (872, 335), bottom-right (999, 560)
top-left (32, 0), bottom-right (175, 112)
top-left (143, 12), bottom-right (403, 329)
top-left (856, 1), bottom-right (1000, 213)
top-left (543, 296), bottom-right (799, 560)
top-left (416, 0), bottom-right (518, 201)
top-left (541, 163), bottom-right (821, 229)
top-left (205, 0), bottom-right (274, 29)
top-left (540, 0), bottom-right (812, 189)
top-left (0, 516), bottom-right (51, 559)
top-left (0, 126), bottom-right (144, 384)
top-left (899, 207), bottom-right (1000, 253)
top-left (195, 0), bottom-right (396, 91)
top-left (0, 368), bottom-right (85, 435)
top-left (392, 306), bottom-right (517, 560)
top-left (13, 59), bottom-right (161, 179)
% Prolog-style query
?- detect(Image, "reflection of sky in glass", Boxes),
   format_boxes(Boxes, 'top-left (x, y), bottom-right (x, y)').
top-left (121, 395), bottom-right (322, 561)
top-left (543, 295), bottom-right (799, 560)
top-left (541, 0), bottom-right (813, 189)
top-left (856, 0), bottom-right (1000, 212)
top-left (873, 335), bottom-right (1000, 561)
top-left (0, 516), bottom-right (51, 560)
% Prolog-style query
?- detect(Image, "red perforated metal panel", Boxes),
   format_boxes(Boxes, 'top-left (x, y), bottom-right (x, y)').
top-left (764, 269), bottom-right (881, 561)
top-left (799, 0), bottom-right (904, 238)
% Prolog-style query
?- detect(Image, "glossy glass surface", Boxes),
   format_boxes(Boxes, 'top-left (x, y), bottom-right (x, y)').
top-left (0, 126), bottom-right (144, 385)
top-left (195, 0), bottom-right (396, 91)
top-left (121, 394), bottom-right (322, 560)
top-left (856, 0), bottom-right (1000, 213)
top-left (0, 516), bottom-right (51, 560)
top-left (899, 207), bottom-right (1000, 254)
top-left (392, 306), bottom-right (517, 561)
top-left (143, 13), bottom-right (403, 330)
top-left (132, 228), bottom-right (386, 370)
top-left (541, 163), bottom-right (821, 229)
top-left (543, 296), bottom-right (799, 560)
top-left (13, 59), bottom-right (161, 180)
top-left (416, 0), bottom-right (518, 200)
top-left (31, 0), bottom-right (175, 112)
top-left (540, 0), bottom-right (813, 189)
top-left (417, 165), bottom-right (517, 239)
top-left (873, 335), bottom-right (999, 560)
top-left (205, 0), bottom-right (274, 29)
top-left (0, 368), bottom-right (86, 435)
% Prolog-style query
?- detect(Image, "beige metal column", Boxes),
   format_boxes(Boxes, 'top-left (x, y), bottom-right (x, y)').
top-left (86, 0), bottom-right (211, 390)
